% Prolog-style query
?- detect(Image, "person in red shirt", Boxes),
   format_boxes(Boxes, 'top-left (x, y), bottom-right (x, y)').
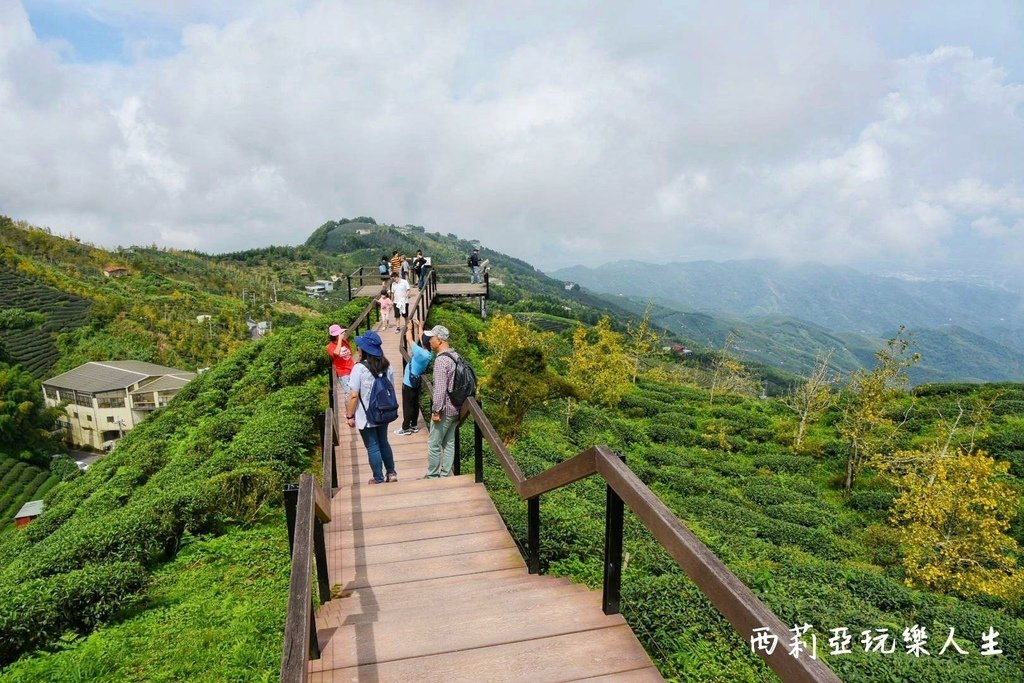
top-left (327, 323), bottom-right (354, 399)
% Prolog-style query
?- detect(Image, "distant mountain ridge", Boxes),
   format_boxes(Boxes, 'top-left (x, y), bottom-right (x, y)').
top-left (552, 259), bottom-right (1024, 337)
top-left (552, 259), bottom-right (1024, 384)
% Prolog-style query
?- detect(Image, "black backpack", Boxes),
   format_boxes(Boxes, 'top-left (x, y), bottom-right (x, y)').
top-left (439, 351), bottom-right (477, 407)
top-left (358, 362), bottom-right (399, 424)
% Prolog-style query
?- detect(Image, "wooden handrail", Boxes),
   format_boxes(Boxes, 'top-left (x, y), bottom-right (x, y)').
top-left (280, 474), bottom-right (332, 683)
top-left (397, 283), bottom-right (838, 681)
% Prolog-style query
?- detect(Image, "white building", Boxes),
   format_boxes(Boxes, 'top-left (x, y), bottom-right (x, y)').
top-left (313, 279), bottom-right (334, 292)
top-left (43, 361), bottom-right (195, 450)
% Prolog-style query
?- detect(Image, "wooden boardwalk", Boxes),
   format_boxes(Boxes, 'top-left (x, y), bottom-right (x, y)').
top-left (310, 309), bottom-right (660, 681)
top-left (352, 282), bottom-right (487, 299)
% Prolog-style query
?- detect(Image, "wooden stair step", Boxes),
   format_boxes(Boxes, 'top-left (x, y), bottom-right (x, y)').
top-left (320, 581), bottom-right (594, 628)
top-left (332, 474), bottom-right (476, 500)
top-left (310, 591), bottom-right (625, 671)
top-left (335, 547), bottom-right (526, 590)
top-left (326, 570), bottom-right (554, 612)
top-left (334, 486), bottom-right (488, 514)
top-left (327, 512), bottom-right (505, 548)
top-left (321, 574), bottom-right (584, 620)
top-left (334, 529), bottom-right (516, 568)
top-left (309, 624), bottom-right (650, 682)
top-left (327, 497), bottom-right (499, 531)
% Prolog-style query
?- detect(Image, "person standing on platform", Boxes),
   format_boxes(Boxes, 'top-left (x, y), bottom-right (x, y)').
top-left (389, 250), bottom-right (403, 276)
top-left (423, 325), bottom-right (459, 478)
top-left (469, 248), bottom-right (481, 284)
top-left (413, 250), bottom-right (427, 289)
top-left (326, 324), bottom-right (354, 398)
top-left (345, 331), bottom-right (398, 484)
top-left (395, 319), bottom-right (433, 436)
top-left (390, 271), bottom-right (410, 334)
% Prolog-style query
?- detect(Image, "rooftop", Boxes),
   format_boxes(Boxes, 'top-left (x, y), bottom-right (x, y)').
top-left (44, 361), bottom-right (194, 394)
top-left (15, 500), bottom-right (44, 519)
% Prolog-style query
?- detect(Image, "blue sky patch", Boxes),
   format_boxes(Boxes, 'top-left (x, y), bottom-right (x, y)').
top-left (24, 2), bottom-right (126, 63)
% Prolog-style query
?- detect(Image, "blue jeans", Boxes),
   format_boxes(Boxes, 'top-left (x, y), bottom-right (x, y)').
top-left (471, 265), bottom-right (481, 284)
top-left (417, 266), bottom-right (427, 288)
top-left (425, 414), bottom-right (458, 477)
top-left (359, 424), bottom-right (396, 483)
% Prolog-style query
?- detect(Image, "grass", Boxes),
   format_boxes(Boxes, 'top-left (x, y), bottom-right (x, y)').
top-left (0, 519), bottom-right (290, 682)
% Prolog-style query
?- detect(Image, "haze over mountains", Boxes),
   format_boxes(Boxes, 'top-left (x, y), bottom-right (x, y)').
top-left (551, 259), bottom-right (1024, 384)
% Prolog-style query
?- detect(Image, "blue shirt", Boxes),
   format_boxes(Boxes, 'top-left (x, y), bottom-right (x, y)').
top-left (403, 342), bottom-right (433, 387)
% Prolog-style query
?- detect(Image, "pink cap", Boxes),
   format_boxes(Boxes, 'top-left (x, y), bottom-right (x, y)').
top-left (329, 324), bottom-right (345, 336)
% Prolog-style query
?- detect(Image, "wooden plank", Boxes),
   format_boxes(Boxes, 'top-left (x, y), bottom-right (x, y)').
top-left (311, 593), bottom-right (624, 671)
top-left (335, 547), bottom-right (526, 590)
top-left (321, 582), bottom-right (594, 628)
top-left (334, 529), bottom-right (515, 568)
top-left (327, 513), bottom-right (505, 548)
top-left (327, 496), bottom-right (499, 532)
top-left (331, 486), bottom-right (488, 514)
top-left (325, 574), bottom-right (576, 617)
top-left (332, 474), bottom-right (476, 501)
top-left (312, 624), bottom-right (647, 681)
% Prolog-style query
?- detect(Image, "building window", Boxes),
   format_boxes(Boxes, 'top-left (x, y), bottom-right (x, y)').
top-left (44, 386), bottom-right (59, 400)
top-left (97, 397), bottom-right (126, 408)
top-left (86, 415), bottom-right (92, 422)
top-left (72, 412), bottom-right (78, 419)
top-left (74, 394), bottom-right (93, 408)
top-left (107, 416), bottom-right (115, 423)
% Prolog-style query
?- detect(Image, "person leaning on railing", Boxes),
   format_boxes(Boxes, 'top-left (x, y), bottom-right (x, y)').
top-left (395, 319), bottom-right (434, 436)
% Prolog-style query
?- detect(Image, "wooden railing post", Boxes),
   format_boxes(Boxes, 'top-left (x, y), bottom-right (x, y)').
top-left (453, 424), bottom-right (461, 476)
top-left (284, 484), bottom-right (299, 557)
top-left (314, 521), bottom-right (330, 604)
top-left (527, 496), bottom-right (541, 574)
top-left (474, 418), bottom-right (483, 483)
top-left (603, 451), bottom-right (626, 615)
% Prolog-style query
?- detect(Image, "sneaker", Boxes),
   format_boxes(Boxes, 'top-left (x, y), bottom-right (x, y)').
top-left (386, 472), bottom-right (398, 483)
top-left (367, 478), bottom-right (380, 485)
top-left (409, 426), bottom-right (420, 433)
top-left (394, 428), bottom-right (413, 436)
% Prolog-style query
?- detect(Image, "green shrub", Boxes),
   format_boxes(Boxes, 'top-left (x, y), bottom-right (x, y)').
top-left (0, 561), bottom-right (147, 664)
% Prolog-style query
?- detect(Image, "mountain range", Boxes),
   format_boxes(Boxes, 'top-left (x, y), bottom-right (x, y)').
top-left (551, 259), bottom-right (1024, 384)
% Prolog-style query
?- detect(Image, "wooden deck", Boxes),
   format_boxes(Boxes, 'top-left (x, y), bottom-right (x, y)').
top-left (311, 305), bottom-right (660, 681)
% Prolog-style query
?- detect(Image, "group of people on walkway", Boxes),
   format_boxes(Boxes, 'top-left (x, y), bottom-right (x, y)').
top-left (379, 249), bottom-right (431, 290)
top-left (326, 316), bottom-right (469, 485)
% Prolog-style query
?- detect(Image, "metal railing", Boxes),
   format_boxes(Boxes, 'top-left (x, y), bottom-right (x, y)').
top-left (346, 260), bottom-right (487, 300)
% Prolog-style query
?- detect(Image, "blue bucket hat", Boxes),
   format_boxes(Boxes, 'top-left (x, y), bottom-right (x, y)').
top-left (355, 330), bottom-right (384, 357)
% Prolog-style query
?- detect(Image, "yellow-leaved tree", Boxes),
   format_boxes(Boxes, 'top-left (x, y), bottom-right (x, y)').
top-left (478, 314), bottom-right (571, 439)
top-left (889, 449), bottom-right (1022, 599)
top-left (567, 317), bottom-right (632, 408)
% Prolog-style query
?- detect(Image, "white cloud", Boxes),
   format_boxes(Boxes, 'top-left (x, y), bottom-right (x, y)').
top-left (1, 1), bottom-right (1022, 271)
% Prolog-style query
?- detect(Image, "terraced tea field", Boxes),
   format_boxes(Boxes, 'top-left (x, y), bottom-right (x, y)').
top-left (0, 265), bottom-right (91, 377)
top-left (0, 456), bottom-right (58, 530)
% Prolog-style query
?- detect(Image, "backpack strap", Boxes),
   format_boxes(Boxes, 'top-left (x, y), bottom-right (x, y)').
top-left (438, 351), bottom-right (458, 400)
top-left (355, 360), bottom-right (385, 417)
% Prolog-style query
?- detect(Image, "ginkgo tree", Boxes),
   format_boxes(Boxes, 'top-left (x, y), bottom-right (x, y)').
top-left (567, 316), bottom-right (632, 408)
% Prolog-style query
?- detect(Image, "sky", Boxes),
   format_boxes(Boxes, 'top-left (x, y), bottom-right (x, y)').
top-left (1, 1), bottom-right (1023, 272)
